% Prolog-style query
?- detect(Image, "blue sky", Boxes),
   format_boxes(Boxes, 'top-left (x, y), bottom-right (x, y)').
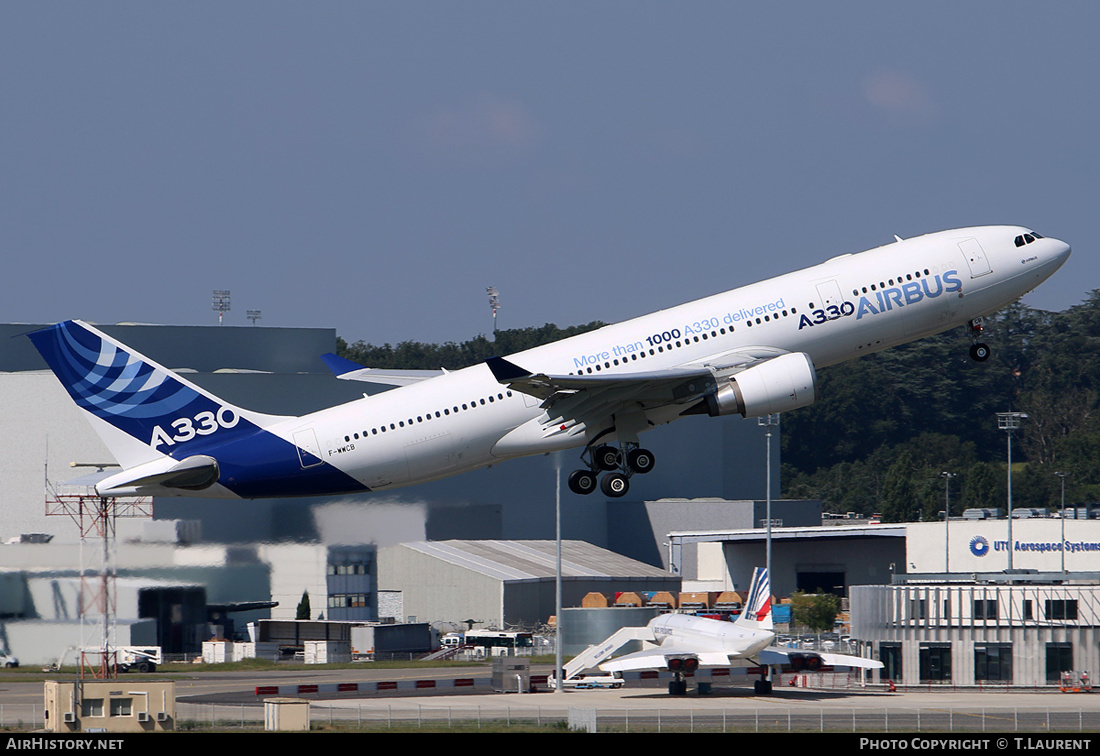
top-left (2, 3), bottom-right (1096, 346)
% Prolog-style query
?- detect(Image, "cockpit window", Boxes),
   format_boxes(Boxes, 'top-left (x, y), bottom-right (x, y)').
top-left (1014, 231), bottom-right (1043, 247)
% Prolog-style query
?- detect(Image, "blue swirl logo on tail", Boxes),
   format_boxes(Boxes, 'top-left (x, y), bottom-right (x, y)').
top-left (29, 321), bottom-right (255, 456)
top-left (44, 321), bottom-right (195, 420)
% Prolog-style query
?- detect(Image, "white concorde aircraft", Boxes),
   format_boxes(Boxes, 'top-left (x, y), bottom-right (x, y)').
top-left (596, 567), bottom-right (881, 694)
top-left (29, 226), bottom-right (1069, 500)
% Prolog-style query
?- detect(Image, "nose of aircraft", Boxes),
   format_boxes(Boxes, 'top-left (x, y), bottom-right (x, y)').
top-left (1049, 236), bottom-right (1072, 266)
top-left (1038, 235), bottom-right (1072, 274)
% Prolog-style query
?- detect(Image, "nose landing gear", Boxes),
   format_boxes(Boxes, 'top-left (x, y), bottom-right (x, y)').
top-left (567, 442), bottom-right (656, 496)
top-left (968, 318), bottom-right (991, 362)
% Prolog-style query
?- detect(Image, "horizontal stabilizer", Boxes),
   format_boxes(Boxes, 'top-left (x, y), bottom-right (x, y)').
top-left (96, 455), bottom-right (220, 496)
top-left (319, 352), bottom-right (368, 376)
top-left (321, 353), bottom-right (444, 386)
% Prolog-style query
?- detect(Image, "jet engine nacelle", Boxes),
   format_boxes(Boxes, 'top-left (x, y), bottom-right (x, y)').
top-left (788, 653), bottom-right (823, 672)
top-left (666, 656), bottom-right (700, 674)
top-left (700, 352), bottom-right (817, 418)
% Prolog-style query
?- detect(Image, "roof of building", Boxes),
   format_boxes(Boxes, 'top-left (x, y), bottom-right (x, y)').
top-left (396, 539), bottom-right (673, 583)
top-left (668, 523), bottom-right (907, 543)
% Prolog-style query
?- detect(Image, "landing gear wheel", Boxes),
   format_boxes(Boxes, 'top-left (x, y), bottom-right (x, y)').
top-left (626, 447), bottom-right (655, 474)
top-left (969, 343), bottom-right (991, 362)
top-left (669, 679), bottom-right (688, 696)
top-left (754, 679), bottom-right (773, 695)
top-left (601, 472), bottom-right (630, 498)
top-left (568, 470), bottom-right (597, 495)
top-left (592, 444), bottom-right (622, 471)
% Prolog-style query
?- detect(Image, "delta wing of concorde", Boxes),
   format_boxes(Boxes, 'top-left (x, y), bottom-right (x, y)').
top-left (29, 226), bottom-right (1070, 499)
top-left (596, 567), bottom-right (882, 694)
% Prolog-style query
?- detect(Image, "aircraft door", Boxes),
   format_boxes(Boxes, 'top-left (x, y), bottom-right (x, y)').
top-left (293, 429), bottom-right (324, 468)
top-left (959, 238), bottom-right (992, 278)
top-left (815, 279), bottom-right (843, 309)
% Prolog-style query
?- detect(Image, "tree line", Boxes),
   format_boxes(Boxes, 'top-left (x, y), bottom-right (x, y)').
top-left (781, 292), bottom-right (1100, 521)
top-left (337, 292), bottom-right (1100, 521)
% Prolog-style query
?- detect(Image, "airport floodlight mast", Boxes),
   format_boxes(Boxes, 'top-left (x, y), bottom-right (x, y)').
top-left (247, 309), bottom-right (262, 325)
top-left (757, 414), bottom-right (779, 581)
top-left (940, 472), bottom-right (956, 573)
top-left (997, 411), bottom-right (1028, 571)
top-left (1056, 471), bottom-right (1071, 572)
top-left (212, 290), bottom-right (231, 325)
top-left (486, 287), bottom-right (500, 333)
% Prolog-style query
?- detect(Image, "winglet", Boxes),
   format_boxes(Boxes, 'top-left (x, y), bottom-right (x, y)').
top-left (320, 352), bottom-right (366, 377)
top-left (486, 356), bottom-right (532, 382)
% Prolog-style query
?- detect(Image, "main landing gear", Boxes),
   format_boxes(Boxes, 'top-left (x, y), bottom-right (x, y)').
top-left (968, 318), bottom-right (991, 362)
top-left (754, 666), bottom-right (774, 696)
top-left (567, 443), bottom-right (655, 498)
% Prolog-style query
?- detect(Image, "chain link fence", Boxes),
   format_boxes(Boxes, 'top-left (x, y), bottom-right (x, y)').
top-left (4, 700), bottom-right (1098, 733)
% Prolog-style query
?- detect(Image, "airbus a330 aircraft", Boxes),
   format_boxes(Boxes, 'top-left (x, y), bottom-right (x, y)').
top-left (596, 567), bottom-right (881, 694)
top-left (29, 225), bottom-right (1069, 500)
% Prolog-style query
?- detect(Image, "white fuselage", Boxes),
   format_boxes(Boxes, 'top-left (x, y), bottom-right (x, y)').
top-left (649, 611), bottom-right (774, 660)
top-left (259, 225), bottom-right (1069, 493)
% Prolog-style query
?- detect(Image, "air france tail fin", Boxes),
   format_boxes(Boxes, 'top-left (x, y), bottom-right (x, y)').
top-left (733, 567), bottom-right (773, 632)
top-left (28, 320), bottom-right (291, 470)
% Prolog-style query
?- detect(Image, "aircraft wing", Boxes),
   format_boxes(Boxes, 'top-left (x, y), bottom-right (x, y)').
top-left (485, 344), bottom-right (802, 427)
top-left (485, 356), bottom-right (719, 423)
top-left (320, 353), bottom-right (445, 387)
top-left (757, 646), bottom-right (884, 670)
top-left (599, 646), bottom-right (734, 674)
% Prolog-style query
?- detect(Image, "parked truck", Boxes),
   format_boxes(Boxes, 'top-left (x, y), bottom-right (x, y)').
top-left (49, 646), bottom-right (162, 673)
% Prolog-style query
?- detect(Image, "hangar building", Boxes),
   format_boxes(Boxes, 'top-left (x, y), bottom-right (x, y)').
top-left (378, 539), bottom-right (677, 628)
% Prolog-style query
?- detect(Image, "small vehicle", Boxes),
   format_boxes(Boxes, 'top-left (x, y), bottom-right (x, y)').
top-left (47, 646), bottom-right (160, 673)
top-left (0, 652), bottom-right (18, 668)
top-left (548, 673), bottom-right (623, 690)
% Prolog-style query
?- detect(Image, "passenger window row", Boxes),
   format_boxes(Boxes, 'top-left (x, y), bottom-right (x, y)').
top-left (566, 306), bottom-right (800, 377)
top-left (343, 391), bottom-right (514, 443)
top-left (852, 268), bottom-right (933, 297)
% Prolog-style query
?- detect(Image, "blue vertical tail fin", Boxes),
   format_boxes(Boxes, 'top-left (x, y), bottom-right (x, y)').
top-left (28, 320), bottom-right (290, 469)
